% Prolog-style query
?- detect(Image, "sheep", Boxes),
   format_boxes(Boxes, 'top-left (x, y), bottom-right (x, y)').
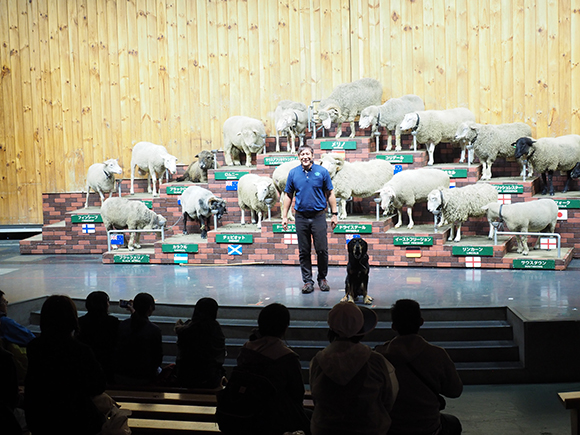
top-left (454, 121), bottom-right (533, 180)
top-left (320, 153), bottom-right (394, 220)
top-left (130, 141), bottom-right (178, 197)
top-left (427, 183), bottom-right (498, 242)
top-left (180, 186), bottom-right (227, 239)
top-left (376, 168), bottom-right (450, 229)
top-left (272, 159), bottom-right (301, 221)
top-left (358, 94), bottom-right (425, 151)
top-left (84, 158), bottom-right (123, 208)
top-left (101, 197), bottom-right (167, 251)
top-left (514, 135), bottom-right (580, 196)
top-left (176, 150), bottom-right (219, 183)
top-left (237, 173), bottom-right (278, 229)
top-left (223, 116), bottom-right (267, 167)
top-left (274, 100), bottom-right (308, 153)
top-left (315, 78), bottom-right (383, 138)
top-left (482, 199), bottom-right (558, 255)
top-left (399, 108), bottom-right (476, 166)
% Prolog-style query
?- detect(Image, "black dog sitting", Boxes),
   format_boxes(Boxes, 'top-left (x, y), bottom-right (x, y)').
top-left (342, 237), bottom-right (373, 305)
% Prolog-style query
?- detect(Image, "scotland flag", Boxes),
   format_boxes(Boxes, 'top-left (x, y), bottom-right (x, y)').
top-left (228, 245), bottom-right (242, 255)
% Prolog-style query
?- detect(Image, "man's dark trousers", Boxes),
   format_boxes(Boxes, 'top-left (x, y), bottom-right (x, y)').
top-left (295, 211), bottom-right (328, 285)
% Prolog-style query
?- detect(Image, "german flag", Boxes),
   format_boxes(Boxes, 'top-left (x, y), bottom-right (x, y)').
top-left (406, 247), bottom-right (421, 258)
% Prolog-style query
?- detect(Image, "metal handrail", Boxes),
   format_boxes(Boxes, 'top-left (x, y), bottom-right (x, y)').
top-left (493, 228), bottom-right (561, 258)
top-left (107, 228), bottom-right (165, 252)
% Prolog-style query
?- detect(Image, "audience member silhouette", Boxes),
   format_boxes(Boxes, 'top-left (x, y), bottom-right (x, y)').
top-left (24, 295), bottom-right (106, 435)
top-left (0, 347), bottom-right (21, 435)
top-left (375, 299), bottom-right (463, 435)
top-left (174, 297), bottom-right (226, 389)
top-left (114, 292), bottom-right (163, 385)
top-left (309, 301), bottom-right (399, 435)
top-left (77, 290), bottom-right (120, 383)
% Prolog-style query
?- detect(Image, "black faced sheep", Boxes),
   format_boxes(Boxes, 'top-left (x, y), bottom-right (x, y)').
top-left (274, 100), bottom-right (308, 153)
top-left (223, 116), bottom-right (266, 167)
top-left (101, 197), bottom-right (167, 250)
top-left (176, 150), bottom-right (219, 183)
top-left (237, 174), bottom-right (278, 229)
top-left (130, 141), bottom-right (178, 196)
top-left (180, 186), bottom-right (227, 239)
top-left (85, 158), bottom-right (123, 208)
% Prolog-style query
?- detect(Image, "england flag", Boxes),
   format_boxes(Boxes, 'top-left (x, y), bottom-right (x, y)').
top-left (284, 234), bottom-right (298, 245)
top-left (465, 256), bottom-right (481, 268)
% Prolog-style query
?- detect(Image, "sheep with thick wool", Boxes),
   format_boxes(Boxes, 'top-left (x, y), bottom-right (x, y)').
top-left (101, 197), bottom-right (166, 250)
top-left (272, 159), bottom-right (301, 221)
top-left (223, 116), bottom-right (266, 167)
top-left (320, 153), bottom-right (394, 220)
top-left (180, 186), bottom-right (227, 239)
top-left (85, 158), bottom-right (123, 208)
top-left (377, 168), bottom-right (450, 229)
top-left (274, 100), bottom-right (308, 153)
top-left (399, 108), bottom-right (476, 166)
top-left (514, 135), bottom-right (580, 195)
top-left (130, 141), bottom-right (178, 196)
top-left (454, 121), bottom-right (533, 180)
top-left (176, 150), bottom-right (218, 183)
top-left (315, 78), bottom-right (383, 138)
top-left (482, 199), bottom-right (558, 255)
top-left (237, 174), bottom-right (278, 229)
top-left (358, 94), bottom-right (425, 151)
top-left (427, 183), bottom-right (498, 242)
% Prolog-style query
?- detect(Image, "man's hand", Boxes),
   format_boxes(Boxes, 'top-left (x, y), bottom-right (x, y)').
top-left (330, 214), bottom-right (338, 229)
top-left (282, 217), bottom-right (288, 231)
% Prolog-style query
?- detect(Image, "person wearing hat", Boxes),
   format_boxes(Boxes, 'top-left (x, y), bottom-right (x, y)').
top-left (309, 302), bottom-right (399, 435)
top-left (375, 299), bottom-right (463, 435)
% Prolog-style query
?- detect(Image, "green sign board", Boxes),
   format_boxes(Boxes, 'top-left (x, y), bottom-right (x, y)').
top-left (72, 214), bottom-right (103, 223)
top-left (263, 156), bottom-right (298, 166)
top-left (333, 224), bottom-right (373, 234)
top-left (554, 199), bottom-right (580, 209)
top-left (393, 236), bottom-right (434, 246)
top-left (441, 168), bottom-right (468, 178)
top-left (162, 244), bottom-right (199, 253)
top-left (376, 154), bottom-right (414, 164)
top-left (141, 200), bottom-right (153, 209)
top-left (320, 140), bottom-right (357, 150)
top-left (512, 259), bottom-right (555, 270)
top-left (113, 254), bottom-right (150, 264)
top-left (272, 224), bottom-right (297, 233)
top-left (216, 234), bottom-right (254, 244)
top-left (493, 184), bottom-right (524, 194)
top-left (166, 185), bottom-right (189, 195)
top-left (214, 171), bottom-right (250, 181)
top-left (452, 246), bottom-right (494, 256)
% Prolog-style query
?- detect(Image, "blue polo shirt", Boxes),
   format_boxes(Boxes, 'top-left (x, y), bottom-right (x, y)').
top-left (285, 163), bottom-right (334, 213)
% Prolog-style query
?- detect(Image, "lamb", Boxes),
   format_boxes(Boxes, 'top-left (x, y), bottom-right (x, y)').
top-left (320, 153), bottom-right (394, 220)
top-left (272, 159), bottom-right (301, 221)
top-left (454, 121), bottom-right (533, 180)
top-left (315, 78), bottom-right (383, 138)
top-left (427, 183), bottom-right (498, 242)
top-left (130, 141), bottom-right (178, 196)
top-left (84, 158), bottom-right (123, 208)
top-left (237, 173), bottom-right (278, 229)
top-left (180, 186), bottom-right (227, 239)
top-left (101, 197), bottom-right (167, 250)
top-left (482, 199), bottom-right (558, 255)
top-left (376, 168), bottom-right (450, 229)
top-left (358, 94), bottom-right (425, 151)
top-left (399, 108), bottom-right (476, 166)
top-left (223, 116), bottom-right (267, 167)
top-left (514, 135), bottom-right (580, 195)
top-left (176, 150), bottom-right (219, 183)
top-left (274, 100), bottom-right (308, 153)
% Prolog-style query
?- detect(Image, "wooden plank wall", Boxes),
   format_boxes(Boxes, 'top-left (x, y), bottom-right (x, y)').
top-left (0, 0), bottom-right (579, 225)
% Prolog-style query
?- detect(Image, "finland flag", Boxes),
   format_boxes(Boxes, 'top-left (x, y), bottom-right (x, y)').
top-left (82, 224), bottom-right (96, 234)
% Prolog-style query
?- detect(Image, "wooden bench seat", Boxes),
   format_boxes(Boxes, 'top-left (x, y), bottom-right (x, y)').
top-left (558, 391), bottom-right (580, 435)
top-left (128, 418), bottom-right (220, 434)
top-left (118, 402), bottom-right (217, 422)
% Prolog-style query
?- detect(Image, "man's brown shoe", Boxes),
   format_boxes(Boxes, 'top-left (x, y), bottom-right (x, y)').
top-left (319, 279), bottom-right (330, 292)
top-left (302, 283), bottom-right (314, 294)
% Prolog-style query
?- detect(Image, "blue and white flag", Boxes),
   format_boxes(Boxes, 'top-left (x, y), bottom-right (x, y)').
top-left (228, 245), bottom-right (243, 255)
top-left (226, 181), bottom-right (239, 191)
top-left (82, 224), bottom-right (96, 234)
top-left (345, 234), bottom-right (361, 245)
top-left (110, 234), bottom-right (124, 245)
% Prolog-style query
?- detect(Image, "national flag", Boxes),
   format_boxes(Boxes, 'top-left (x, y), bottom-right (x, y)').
top-left (540, 237), bottom-right (557, 250)
top-left (394, 164), bottom-right (403, 174)
top-left (228, 245), bottom-right (243, 255)
top-left (82, 224), bottom-right (96, 234)
top-left (498, 194), bottom-right (512, 204)
top-left (465, 256), bottom-right (481, 268)
top-left (406, 247), bottom-right (421, 258)
top-left (557, 209), bottom-right (568, 220)
top-left (110, 234), bottom-right (124, 245)
top-left (173, 253), bottom-right (188, 264)
top-left (284, 234), bottom-right (298, 245)
top-left (346, 234), bottom-right (361, 245)
top-left (449, 181), bottom-right (456, 188)
top-left (226, 181), bottom-right (239, 191)
top-left (332, 150), bottom-right (346, 160)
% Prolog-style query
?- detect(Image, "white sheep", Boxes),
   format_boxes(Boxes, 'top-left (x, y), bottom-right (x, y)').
top-left (223, 116), bottom-right (266, 167)
top-left (358, 94), bottom-right (425, 151)
top-left (272, 159), bottom-right (301, 221)
top-left (320, 153), bottom-right (394, 220)
top-left (514, 135), bottom-right (580, 196)
top-left (427, 183), bottom-right (498, 242)
top-left (482, 199), bottom-right (558, 255)
top-left (315, 78), bottom-right (383, 138)
top-left (237, 173), bottom-right (278, 229)
top-left (84, 158), bottom-right (123, 208)
top-left (274, 100), bottom-right (308, 153)
top-left (176, 150), bottom-right (218, 183)
top-left (130, 141), bottom-right (178, 197)
top-left (399, 108), bottom-right (476, 166)
top-left (454, 121), bottom-right (533, 180)
top-left (180, 186), bottom-right (227, 239)
top-left (101, 197), bottom-right (166, 250)
top-left (377, 168), bottom-right (450, 229)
